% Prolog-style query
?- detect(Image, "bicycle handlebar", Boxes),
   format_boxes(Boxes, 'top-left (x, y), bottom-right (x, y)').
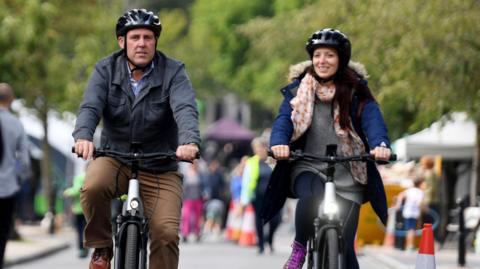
top-left (93, 148), bottom-right (178, 161)
top-left (268, 150), bottom-right (397, 163)
top-left (71, 147), bottom-right (199, 162)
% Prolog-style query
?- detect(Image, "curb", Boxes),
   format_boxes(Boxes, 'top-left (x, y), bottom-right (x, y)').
top-left (4, 242), bottom-right (71, 268)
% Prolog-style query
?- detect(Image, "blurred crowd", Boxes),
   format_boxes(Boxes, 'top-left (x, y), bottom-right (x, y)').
top-left (177, 129), bottom-right (287, 254)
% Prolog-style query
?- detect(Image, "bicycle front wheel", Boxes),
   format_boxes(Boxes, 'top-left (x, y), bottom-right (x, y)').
top-left (124, 223), bottom-right (139, 269)
top-left (317, 228), bottom-right (339, 269)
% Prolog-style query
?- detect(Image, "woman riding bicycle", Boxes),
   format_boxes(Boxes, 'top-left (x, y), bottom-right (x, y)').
top-left (268, 28), bottom-right (392, 269)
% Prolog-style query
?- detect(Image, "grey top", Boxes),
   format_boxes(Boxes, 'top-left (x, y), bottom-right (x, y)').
top-left (291, 99), bottom-right (364, 204)
top-left (0, 108), bottom-right (31, 198)
top-left (72, 50), bottom-right (201, 172)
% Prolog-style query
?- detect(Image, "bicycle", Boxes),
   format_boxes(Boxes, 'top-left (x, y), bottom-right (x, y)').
top-left (73, 145), bottom-right (191, 269)
top-left (273, 144), bottom-right (396, 269)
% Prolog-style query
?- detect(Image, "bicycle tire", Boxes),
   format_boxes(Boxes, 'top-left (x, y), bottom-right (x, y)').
top-left (124, 224), bottom-right (139, 269)
top-left (317, 228), bottom-right (339, 269)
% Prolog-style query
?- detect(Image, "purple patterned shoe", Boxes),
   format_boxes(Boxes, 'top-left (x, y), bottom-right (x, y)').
top-left (283, 241), bottom-right (307, 269)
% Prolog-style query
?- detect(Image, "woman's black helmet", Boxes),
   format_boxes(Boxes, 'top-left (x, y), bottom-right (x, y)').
top-left (305, 28), bottom-right (351, 69)
top-left (116, 9), bottom-right (161, 38)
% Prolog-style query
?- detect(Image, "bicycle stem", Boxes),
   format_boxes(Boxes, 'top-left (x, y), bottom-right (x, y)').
top-left (126, 178), bottom-right (141, 213)
top-left (323, 181), bottom-right (338, 220)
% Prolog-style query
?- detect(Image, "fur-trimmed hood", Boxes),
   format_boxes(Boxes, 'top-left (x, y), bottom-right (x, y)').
top-left (287, 60), bottom-right (369, 82)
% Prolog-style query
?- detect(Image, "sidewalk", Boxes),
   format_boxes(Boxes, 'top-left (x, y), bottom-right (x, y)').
top-left (360, 244), bottom-right (480, 269)
top-left (4, 224), bottom-right (73, 268)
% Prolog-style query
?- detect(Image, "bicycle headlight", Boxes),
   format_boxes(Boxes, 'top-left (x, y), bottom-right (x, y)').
top-left (130, 199), bottom-right (139, 210)
top-left (324, 202), bottom-right (338, 216)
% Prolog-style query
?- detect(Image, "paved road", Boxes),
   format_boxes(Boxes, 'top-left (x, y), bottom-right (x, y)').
top-left (7, 225), bottom-right (389, 269)
top-left (8, 223), bottom-right (479, 269)
top-left (7, 245), bottom-right (89, 269)
top-left (9, 239), bottom-right (478, 269)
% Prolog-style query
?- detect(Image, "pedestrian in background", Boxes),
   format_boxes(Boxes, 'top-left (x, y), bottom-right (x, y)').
top-left (241, 137), bottom-right (281, 254)
top-left (203, 159), bottom-right (227, 238)
top-left (394, 173), bottom-right (427, 251)
top-left (0, 83), bottom-right (31, 269)
top-left (179, 161), bottom-right (206, 243)
top-left (420, 156), bottom-right (439, 220)
top-left (230, 156), bottom-right (248, 205)
top-left (225, 156), bottom-right (248, 242)
top-left (64, 169), bottom-right (89, 258)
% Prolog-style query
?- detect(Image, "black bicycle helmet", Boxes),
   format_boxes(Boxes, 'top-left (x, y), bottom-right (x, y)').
top-left (116, 9), bottom-right (161, 38)
top-left (305, 28), bottom-right (351, 69)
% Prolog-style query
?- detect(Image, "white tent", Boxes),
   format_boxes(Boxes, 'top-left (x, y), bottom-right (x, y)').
top-left (393, 112), bottom-right (477, 160)
top-left (12, 100), bottom-right (85, 177)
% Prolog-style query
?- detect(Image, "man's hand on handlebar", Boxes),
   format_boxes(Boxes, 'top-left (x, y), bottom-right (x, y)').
top-left (271, 145), bottom-right (290, 159)
top-left (74, 139), bottom-right (94, 160)
top-left (176, 143), bottom-right (199, 161)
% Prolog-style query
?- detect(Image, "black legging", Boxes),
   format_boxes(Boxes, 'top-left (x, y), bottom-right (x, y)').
top-left (293, 172), bottom-right (361, 269)
top-left (253, 194), bottom-right (281, 252)
top-left (74, 214), bottom-right (86, 250)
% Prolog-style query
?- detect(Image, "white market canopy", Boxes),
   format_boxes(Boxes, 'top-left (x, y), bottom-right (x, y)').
top-left (393, 112), bottom-right (477, 160)
top-left (12, 100), bottom-right (86, 175)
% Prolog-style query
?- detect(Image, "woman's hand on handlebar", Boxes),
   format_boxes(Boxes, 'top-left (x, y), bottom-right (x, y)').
top-left (271, 145), bottom-right (290, 159)
top-left (369, 145), bottom-right (391, 162)
top-left (176, 143), bottom-right (199, 161)
top-left (74, 139), bottom-right (94, 160)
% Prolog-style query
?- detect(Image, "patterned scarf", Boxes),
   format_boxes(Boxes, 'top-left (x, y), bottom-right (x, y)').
top-left (290, 73), bottom-right (368, 184)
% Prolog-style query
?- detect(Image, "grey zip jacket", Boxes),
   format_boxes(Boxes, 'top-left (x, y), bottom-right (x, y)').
top-left (0, 108), bottom-right (31, 198)
top-left (72, 50), bottom-right (200, 172)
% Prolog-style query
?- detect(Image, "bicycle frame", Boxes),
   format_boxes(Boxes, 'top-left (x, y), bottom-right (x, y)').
top-left (91, 147), bottom-right (179, 269)
top-left (284, 144), bottom-right (397, 269)
top-left (113, 157), bottom-right (149, 269)
top-left (308, 144), bottom-right (345, 269)
top-left (72, 145), bottom-right (187, 269)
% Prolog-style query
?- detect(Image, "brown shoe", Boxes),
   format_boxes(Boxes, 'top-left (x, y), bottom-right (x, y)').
top-left (89, 247), bottom-right (113, 269)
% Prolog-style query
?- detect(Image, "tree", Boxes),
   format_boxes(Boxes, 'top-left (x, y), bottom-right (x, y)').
top-left (221, 0), bottom-right (479, 139)
top-left (126, 0), bottom-right (194, 11)
top-left (176, 0), bottom-right (275, 98)
top-left (0, 0), bottom-right (120, 233)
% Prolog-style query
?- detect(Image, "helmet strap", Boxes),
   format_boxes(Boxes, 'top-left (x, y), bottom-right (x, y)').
top-left (311, 70), bottom-right (335, 85)
top-left (317, 76), bottom-right (334, 84)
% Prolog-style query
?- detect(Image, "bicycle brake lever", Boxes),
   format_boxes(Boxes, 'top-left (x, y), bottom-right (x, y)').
top-left (71, 146), bottom-right (85, 159)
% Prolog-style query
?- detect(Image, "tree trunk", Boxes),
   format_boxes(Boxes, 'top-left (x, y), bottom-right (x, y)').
top-left (473, 124), bottom-right (480, 206)
top-left (40, 105), bottom-right (55, 234)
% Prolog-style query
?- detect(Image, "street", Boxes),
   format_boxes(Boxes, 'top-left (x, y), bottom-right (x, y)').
top-left (6, 224), bottom-right (402, 269)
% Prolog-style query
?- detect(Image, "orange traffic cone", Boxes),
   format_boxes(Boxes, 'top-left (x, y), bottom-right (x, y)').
top-left (231, 202), bottom-right (243, 241)
top-left (224, 201), bottom-right (243, 241)
top-left (415, 223), bottom-right (436, 269)
top-left (238, 204), bottom-right (256, 246)
top-left (225, 201), bottom-right (235, 241)
top-left (383, 207), bottom-right (397, 248)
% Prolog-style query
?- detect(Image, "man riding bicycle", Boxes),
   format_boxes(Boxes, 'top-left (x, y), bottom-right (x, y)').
top-left (72, 9), bottom-right (200, 269)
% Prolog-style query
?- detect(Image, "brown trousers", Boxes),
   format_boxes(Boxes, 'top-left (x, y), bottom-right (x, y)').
top-left (80, 157), bottom-right (183, 269)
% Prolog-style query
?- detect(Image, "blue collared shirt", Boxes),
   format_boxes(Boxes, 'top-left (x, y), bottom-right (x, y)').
top-left (127, 61), bottom-right (154, 96)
